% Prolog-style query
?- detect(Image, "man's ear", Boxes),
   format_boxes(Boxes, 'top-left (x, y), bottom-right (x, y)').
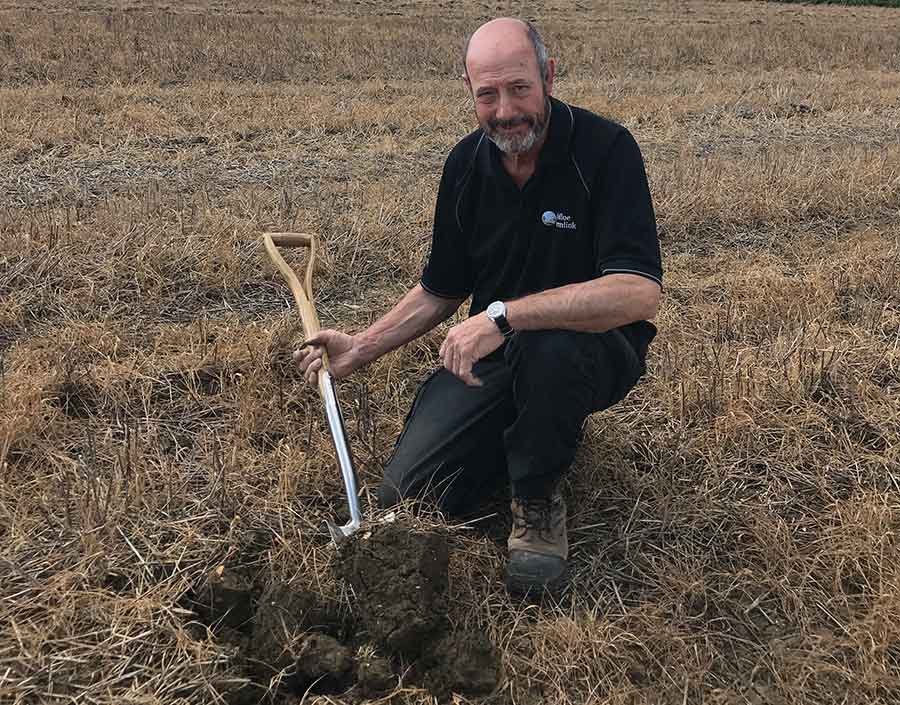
top-left (462, 74), bottom-right (472, 95)
top-left (544, 57), bottom-right (556, 96)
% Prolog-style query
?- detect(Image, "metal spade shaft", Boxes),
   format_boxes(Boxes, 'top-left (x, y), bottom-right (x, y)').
top-left (262, 232), bottom-right (362, 543)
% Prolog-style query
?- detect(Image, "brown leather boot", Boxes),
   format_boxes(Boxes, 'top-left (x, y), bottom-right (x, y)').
top-left (505, 492), bottom-right (568, 596)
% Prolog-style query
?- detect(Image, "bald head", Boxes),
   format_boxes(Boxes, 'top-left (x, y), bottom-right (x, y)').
top-left (463, 18), bottom-right (549, 85)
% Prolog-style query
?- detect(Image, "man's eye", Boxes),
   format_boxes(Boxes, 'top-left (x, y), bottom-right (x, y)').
top-left (513, 85), bottom-right (529, 94)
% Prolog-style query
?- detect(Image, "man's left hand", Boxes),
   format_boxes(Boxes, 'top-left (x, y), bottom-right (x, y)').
top-left (440, 313), bottom-right (504, 386)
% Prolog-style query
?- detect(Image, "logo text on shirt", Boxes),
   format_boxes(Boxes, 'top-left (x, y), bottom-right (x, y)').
top-left (541, 210), bottom-right (577, 230)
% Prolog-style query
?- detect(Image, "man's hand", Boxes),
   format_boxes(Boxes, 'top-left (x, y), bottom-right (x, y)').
top-left (293, 330), bottom-right (366, 387)
top-left (439, 313), bottom-right (505, 386)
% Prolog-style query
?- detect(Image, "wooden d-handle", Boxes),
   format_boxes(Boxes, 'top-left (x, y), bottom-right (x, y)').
top-left (262, 232), bottom-right (323, 356)
top-left (268, 232), bottom-right (314, 248)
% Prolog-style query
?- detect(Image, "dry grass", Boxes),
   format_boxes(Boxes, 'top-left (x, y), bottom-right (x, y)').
top-left (2, 1), bottom-right (900, 703)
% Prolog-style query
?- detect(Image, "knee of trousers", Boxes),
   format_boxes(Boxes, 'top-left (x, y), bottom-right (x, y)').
top-left (376, 475), bottom-right (467, 516)
top-left (377, 456), bottom-right (482, 517)
top-left (376, 455), bottom-right (416, 509)
top-left (375, 460), bottom-right (458, 513)
top-left (376, 480), bottom-right (402, 510)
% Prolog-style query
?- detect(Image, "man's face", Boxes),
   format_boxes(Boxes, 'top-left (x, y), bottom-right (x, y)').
top-left (465, 43), bottom-right (553, 156)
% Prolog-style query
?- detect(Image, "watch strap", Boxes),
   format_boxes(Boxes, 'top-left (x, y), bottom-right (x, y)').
top-left (488, 307), bottom-right (514, 337)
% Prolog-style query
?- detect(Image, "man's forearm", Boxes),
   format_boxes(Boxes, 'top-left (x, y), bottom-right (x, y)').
top-left (355, 284), bottom-right (463, 364)
top-left (505, 274), bottom-right (660, 333)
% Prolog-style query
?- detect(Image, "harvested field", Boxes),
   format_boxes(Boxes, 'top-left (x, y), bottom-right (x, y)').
top-left (1, 1), bottom-right (899, 703)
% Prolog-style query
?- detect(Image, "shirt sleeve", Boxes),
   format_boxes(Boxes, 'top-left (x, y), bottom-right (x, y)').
top-left (593, 129), bottom-right (663, 287)
top-left (420, 151), bottom-right (473, 300)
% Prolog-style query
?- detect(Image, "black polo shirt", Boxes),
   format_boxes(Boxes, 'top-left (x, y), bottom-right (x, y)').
top-left (421, 96), bottom-right (663, 359)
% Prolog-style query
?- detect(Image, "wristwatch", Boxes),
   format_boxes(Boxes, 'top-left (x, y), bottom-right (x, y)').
top-left (486, 301), bottom-right (514, 338)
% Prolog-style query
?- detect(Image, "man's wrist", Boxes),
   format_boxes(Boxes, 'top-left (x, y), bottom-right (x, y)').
top-left (503, 300), bottom-right (525, 332)
top-left (353, 332), bottom-right (379, 367)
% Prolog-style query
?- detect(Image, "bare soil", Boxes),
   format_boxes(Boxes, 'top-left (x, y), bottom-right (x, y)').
top-left (186, 521), bottom-right (497, 702)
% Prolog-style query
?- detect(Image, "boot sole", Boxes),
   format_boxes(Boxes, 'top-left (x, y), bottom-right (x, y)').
top-left (504, 567), bottom-right (568, 599)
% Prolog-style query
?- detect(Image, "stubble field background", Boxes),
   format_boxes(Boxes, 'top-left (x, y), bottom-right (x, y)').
top-left (1, 1), bottom-right (900, 703)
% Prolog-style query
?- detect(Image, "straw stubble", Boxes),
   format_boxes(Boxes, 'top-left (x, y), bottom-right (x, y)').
top-left (1, 1), bottom-right (899, 704)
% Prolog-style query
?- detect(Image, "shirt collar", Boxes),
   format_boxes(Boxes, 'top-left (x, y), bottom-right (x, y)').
top-left (538, 96), bottom-right (574, 166)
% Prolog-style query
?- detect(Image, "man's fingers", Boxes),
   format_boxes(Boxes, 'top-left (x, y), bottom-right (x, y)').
top-left (294, 346), bottom-right (322, 373)
top-left (296, 340), bottom-right (323, 357)
top-left (448, 346), bottom-right (461, 380)
top-left (455, 352), bottom-right (467, 381)
top-left (440, 337), bottom-right (482, 386)
top-left (441, 340), bottom-right (453, 373)
top-left (302, 330), bottom-right (332, 348)
top-left (305, 357), bottom-right (322, 386)
top-left (295, 330), bottom-right (333, 361)
top-left (459, 357), bottom-right (483, 387)
top-left (445, 346), bottom-right (480, 387)
top-left (460, 370), bottom-right (481, 386)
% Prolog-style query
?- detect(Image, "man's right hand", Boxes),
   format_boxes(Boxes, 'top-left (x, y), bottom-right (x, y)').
top-left (292, 330), bottom-right (365, 387)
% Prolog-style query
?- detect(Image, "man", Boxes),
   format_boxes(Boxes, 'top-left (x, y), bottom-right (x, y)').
top-left (294, 18), bottom-right (662, 596)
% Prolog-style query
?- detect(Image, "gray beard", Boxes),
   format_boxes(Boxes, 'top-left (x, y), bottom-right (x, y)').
top-left (485, 98), bottom-right (550, 155)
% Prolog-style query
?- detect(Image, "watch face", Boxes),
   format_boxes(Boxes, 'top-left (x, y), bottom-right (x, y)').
top-left (487, 301), bottom-right (504, 319)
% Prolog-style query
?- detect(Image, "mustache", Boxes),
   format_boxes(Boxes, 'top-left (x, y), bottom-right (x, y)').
top-left (489, 115), bottom-right (535, 130)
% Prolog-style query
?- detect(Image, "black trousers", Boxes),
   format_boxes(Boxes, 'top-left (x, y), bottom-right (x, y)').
top-left (377, 328), bottom-right (647, 517)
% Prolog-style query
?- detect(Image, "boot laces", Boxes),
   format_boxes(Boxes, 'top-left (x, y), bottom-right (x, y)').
top-left (512, 497), bottom-right (559, 540)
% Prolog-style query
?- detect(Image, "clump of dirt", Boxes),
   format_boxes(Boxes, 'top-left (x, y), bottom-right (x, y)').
top-left (355, 654), bottom-right (395, 698)
top-left (188, 570), bottom-right (356, 700)
top-left (418, 631), bottom-right (502, 698)
top-left (249, 580), bottom-right (347, 682)
top-left (338, 520), bottom-right (501, 698)
top-left (337, 521), bottom-right (449, 656)
top-left (294, 632), bottom-right (354, 693)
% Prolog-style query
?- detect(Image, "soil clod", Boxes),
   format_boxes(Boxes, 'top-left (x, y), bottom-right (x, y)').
top-left (355, 654), bottom-right (395, 698)
top-left (338, 521), bottom-right (449, 656)
top-left (419, 631), bottom-right (501, 698)
top-left (293, 632), bottom-right (354, 694)
top-left (249, 581), bottom-right (346, 679)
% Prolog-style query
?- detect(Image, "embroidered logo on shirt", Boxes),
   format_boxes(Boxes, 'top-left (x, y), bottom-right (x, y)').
top-left (541, 210), bottom-right (577, 230)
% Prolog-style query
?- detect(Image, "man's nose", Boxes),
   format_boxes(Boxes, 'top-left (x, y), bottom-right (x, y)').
top-left (495, 91), bottom-right (517, 121)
